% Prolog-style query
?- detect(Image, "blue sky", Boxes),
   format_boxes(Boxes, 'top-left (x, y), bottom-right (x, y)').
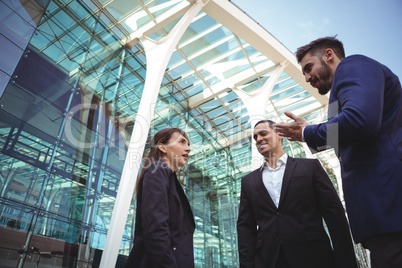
top-left (231, 0), bottom-right (402, 79)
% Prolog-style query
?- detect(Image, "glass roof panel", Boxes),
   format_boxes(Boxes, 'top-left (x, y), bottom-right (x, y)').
top-left (276, 96), bottom-right (314, 111)
top-left (104, 0), bottom-right (142, 22)
top-left (179, 14), bottom-right (219, 45)
top-left (67, 1), bottom-right (89, 18)
top-left (97, 0), bottom-right (112, 5)
top-left (167, 50), bottom-right (185, 67)
top-left (212, 115), bottom-right (230, 127)
top-left (148, 17), bottom-right (182, 41)
top-left (176, 73), bottom-right (198, 89)
top-left (271, 83), bottom-right (302, 100)
top-left (54, 10), bottom-right (76, 29)
top-left (222, 62), bottom-right (252, 79)
top-left (108, 25), bottom-right (126, 39)
top-left (121, 12), bottom-right (153, 32)
top-left (206, 107), bottom-right (227, 118)
top-left (184, 83), bottom-right (206, 97)
top-left (190, 37), bottom-right (239, 68)
top-left (205, 76), bottom-right (221, 87)
top-left (243, 45), bottom-right (259, 58)
top-left (167, 62), bottom-right (193, 80)
top-left (70, 26), bottom-right (91, 45)
top-left (219, 91), bottom-right (238, 104)
top-left (148, 29), bottom-right (167, 41)
top-left (181, 26), bottom-right (232, 58)
top-left (147, 0), bottom-right (183, 19)
top-left (274, 91), bottom-right (311, 107)
top-left (98, 12), bottom-right (115, 28)
top-left (287, 100), bottom-right (322, 116)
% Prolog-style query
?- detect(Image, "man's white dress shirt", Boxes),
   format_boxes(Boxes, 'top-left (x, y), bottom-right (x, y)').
top-left (261, 154), bottom-right (288, 207)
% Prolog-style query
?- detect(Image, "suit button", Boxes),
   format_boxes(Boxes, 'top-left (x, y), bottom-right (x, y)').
top-left (173, 247), bottom-right (176, 251)
top-left (276, 212), bottom-right (281, 216)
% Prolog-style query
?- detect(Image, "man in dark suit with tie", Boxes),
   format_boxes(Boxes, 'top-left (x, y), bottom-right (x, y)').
top-left (274, 36), bottom-right (402, 267)
top-left (237, 120), bottom-right (357, 268)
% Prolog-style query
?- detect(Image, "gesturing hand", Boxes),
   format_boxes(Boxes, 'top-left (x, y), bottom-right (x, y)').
top-left (273, 111), bottom-right (308, 142)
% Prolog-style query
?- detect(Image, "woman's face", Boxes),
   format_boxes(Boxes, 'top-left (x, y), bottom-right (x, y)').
top-left (159, 131), bottom-right (191, 171)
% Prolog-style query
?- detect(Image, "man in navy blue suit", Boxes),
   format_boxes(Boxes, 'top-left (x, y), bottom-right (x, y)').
top-left (274, 36), bottom-right (402, 267)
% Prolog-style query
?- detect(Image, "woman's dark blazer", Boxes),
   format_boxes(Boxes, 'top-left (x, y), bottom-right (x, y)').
top-left (125, 161), bottom-right (195, 268)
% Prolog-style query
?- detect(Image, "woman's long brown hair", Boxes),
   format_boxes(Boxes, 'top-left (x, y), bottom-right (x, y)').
top-left (135, 128), bottom-right (189, 196)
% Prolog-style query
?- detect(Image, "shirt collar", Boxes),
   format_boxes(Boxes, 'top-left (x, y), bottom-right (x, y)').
top-left (260, 154), bottom-right (288, 170)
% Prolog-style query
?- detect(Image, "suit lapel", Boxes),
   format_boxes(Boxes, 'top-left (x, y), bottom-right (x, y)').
top-left (173, 173), bottom-right (195, 227)
top-left (253, 168), bottom-right (277, 210)
top-left (278, 157), bottom-right (297, 207)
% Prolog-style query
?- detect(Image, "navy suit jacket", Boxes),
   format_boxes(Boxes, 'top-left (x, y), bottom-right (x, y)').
top-left (304, 55), bottom-right (402, 242)
top-left (237, 157), bottom-right (357, 268)
top-left (125, 161), bottom-right (195, 268)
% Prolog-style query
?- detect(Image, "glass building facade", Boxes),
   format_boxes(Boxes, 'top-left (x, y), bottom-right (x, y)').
top-left (0, 0), bottom-right (369, 267)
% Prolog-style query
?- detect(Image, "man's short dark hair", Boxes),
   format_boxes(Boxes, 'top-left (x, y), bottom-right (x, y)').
top-left (254, 120), bottom-right (276, 131)
top-left (296, 35), bottom-right (345, 63)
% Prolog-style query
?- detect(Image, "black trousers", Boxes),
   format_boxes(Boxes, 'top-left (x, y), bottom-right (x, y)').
top-left (363, 231), bottom-right (402, 268)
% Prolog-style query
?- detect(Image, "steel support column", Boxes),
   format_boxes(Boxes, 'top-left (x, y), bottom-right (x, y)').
top-left (99, 1), bottom-right (205, 267)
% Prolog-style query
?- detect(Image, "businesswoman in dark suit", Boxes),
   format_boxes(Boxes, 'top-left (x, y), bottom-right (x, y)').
top-left (125, 128), bottom-right (195, 268)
